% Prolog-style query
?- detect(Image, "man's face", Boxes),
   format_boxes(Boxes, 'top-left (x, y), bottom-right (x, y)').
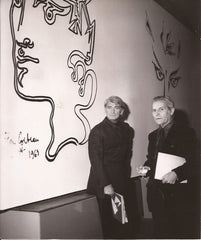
top-left (152, 100), bottom-right (174, 127)
top-left (105, 102), bottom-right (123, 123)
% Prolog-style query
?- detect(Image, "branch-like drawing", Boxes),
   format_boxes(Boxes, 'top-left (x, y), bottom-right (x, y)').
top-left (9, 0), bottom-right (97, 161)
top-left (160, 22), bottom-right (181, 57)
top-left (146, 12), bottom-right (181, 96)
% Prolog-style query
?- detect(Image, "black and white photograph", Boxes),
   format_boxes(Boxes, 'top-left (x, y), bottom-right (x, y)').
top-left (0, 0), bottom-right (200, 239)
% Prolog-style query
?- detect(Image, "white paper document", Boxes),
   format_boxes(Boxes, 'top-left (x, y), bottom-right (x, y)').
top-left (155, 152), bottom-right (187, 183)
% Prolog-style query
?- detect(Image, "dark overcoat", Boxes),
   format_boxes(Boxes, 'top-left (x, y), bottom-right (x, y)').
top-left (87, 117), bottom-right (134, 199)
top-left (144, 122), bottom-right (197, 212)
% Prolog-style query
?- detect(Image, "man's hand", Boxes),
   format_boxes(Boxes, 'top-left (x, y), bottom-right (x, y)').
top-left (162, 171), bottom-right (178, 184)
top-left (136, 165), bottom-right (150, 177)
top-left (104, 184), bottom-right (115, 195)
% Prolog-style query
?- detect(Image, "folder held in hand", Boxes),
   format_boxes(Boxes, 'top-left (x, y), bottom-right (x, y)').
top-left (155, 152), bottom-right (187, 183)
top-left (111, 192), bottom-right (128, 224)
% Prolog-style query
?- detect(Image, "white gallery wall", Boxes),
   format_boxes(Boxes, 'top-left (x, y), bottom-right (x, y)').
top-left (0, 0), bottom-right (199, 212)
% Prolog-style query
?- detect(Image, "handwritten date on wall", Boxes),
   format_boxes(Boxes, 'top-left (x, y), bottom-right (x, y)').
top-left (4, 131), bottom-right (40, 159)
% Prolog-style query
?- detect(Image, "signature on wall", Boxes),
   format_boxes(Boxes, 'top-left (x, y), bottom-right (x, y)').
top-left (9, 0), bottom-right (97, 161)
top-left (4, 131), bottom-right (40, 159)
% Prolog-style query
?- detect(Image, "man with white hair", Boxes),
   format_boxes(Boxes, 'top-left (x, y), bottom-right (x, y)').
top-left (87, 96), bottom-right (134, 239)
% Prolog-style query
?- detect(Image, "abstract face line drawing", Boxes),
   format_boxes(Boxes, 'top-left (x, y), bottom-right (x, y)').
top-left (9, 0), bottom-right (97, 162)
top-left (145, 11), bottom-right (181, 96)
top-left (152, 48), bottom-right (181, 94)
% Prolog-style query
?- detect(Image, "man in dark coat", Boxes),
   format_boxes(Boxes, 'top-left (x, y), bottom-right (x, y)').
top-left (87, 96), bottom-right (134, 239)
top-left (137, 96), bottom-right (199, 239)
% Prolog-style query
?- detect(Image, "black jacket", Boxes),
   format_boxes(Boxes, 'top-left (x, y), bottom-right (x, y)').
top-left (144, 123), bottom-right (196, 182)
top-left (144, 122), bottom-right (197, 212)
top-left (87, 117), bottom-right (134, 198)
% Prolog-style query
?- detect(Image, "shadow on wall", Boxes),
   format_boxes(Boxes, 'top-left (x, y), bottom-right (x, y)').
top-left (121, 101), bottom-right (135, 141)
top-left (174, 108), bottom-right (200, 159)
top-left (174, 109), bottom-right (190, 127)
top-left (174, 108), bottom-right (200, 160)
top-left (121, 101), bottom-right (131, 122)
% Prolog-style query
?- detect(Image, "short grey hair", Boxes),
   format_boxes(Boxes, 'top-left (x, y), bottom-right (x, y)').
top-left (104, 96), bottom-right (124, 108)
top-left (153, 96), bottom-right (174, 109)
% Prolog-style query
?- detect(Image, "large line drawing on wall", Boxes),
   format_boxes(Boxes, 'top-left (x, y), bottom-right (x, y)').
top-left (145, 12), bottom-right (181, 96)
top-left (9, 0), bottom-right (97, 162)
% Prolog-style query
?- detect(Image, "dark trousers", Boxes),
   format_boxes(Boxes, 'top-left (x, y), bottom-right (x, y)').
top-left (147, 180), bottom-right (199, 239)
top-left (152, 206), bottom-right (199, 239)
top-left (96, 195), bottom-right (130, 239)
